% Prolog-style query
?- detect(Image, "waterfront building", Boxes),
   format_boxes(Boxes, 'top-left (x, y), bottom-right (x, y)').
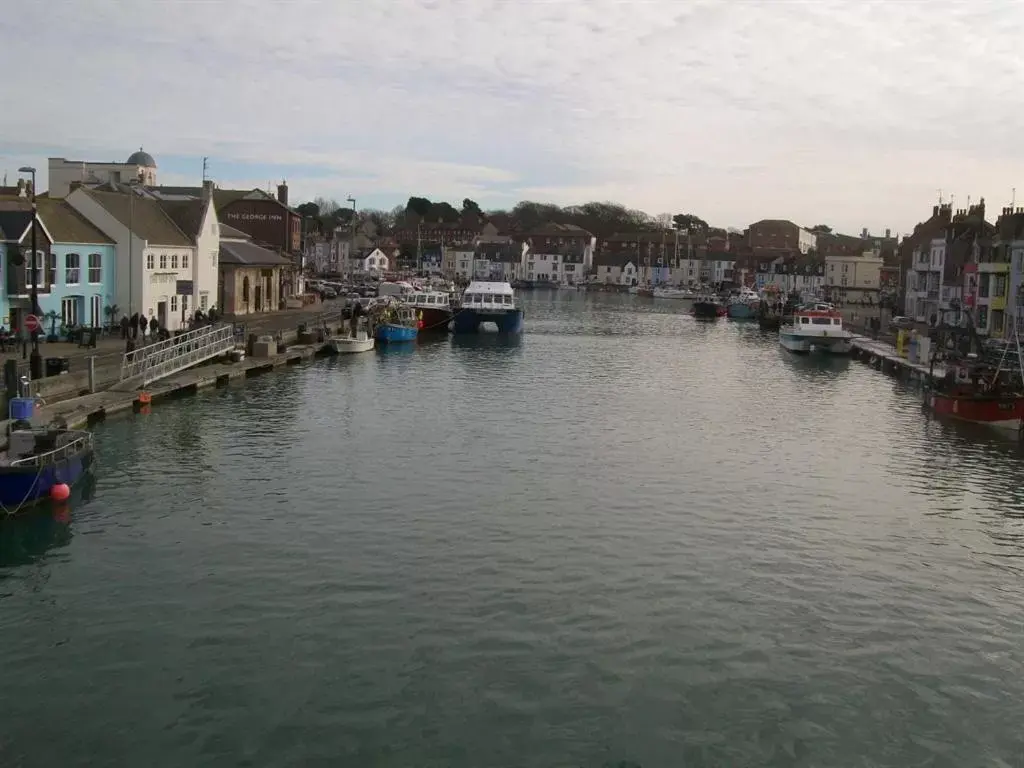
top-left (47, 149), bottom-right (158, 199)
top-left (592, 247), bottom-right (637, 286)
top-left (35, 199), bottom-right (117, 328)
top-left (824, 250), bottom-right (883, 303)
top-left (995, 207), bottom-right (1024, 334)
top-left (66, 185), bottom-right (219, 329)
top-left (523, 223), bottom-right (595, 285)
top-left (448, 244), bottom-right (476, 279)
top-left (754, 253), bottom-right (824, 294)
top-left (353, 248), bottom-right (389, 275)
top-left (746, 219), bottom-right (816, 254)
top-left (901, 203), bottom-right (953, 320)
top-left (218, 224), bottom-right (291, 314)
top-left (0, 201), bottom-right (54, 330)
top-left (472, 242), bottom-right (525, 281)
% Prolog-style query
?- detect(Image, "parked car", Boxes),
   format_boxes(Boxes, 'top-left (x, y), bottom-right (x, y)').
top-left (888, 315), bottom-right (915, 331)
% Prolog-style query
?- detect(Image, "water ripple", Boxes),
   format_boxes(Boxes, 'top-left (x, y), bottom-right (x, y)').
top-left (3, 293), bottom-right (1024, 767)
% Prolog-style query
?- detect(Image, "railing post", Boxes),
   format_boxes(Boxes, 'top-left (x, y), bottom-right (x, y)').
top-left (88, 355), bottom-right (96, 393)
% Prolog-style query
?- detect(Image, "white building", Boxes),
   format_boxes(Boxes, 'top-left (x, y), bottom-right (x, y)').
top-left (66, 185), bottom-right (219, 329)
top-left (797, 227), bottom-right (817, 255)
top-left (904, 235), bottom-right (946, 321)
top-left (825, 251), bottom-right (884, 301)
top-left (354, 247), bottom-right (388, 275)
top-left (449, 246), bottom-right (476, 279)
top-left (48, 149), bottom-right (158, 199)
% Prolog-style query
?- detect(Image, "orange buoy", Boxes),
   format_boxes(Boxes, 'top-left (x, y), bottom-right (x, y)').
top-left (138, 391), bottom-right (152, 405)
top-left (50, 483), bottom-right (70, 502)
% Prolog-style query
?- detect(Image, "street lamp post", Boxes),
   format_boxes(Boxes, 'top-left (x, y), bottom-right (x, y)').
top-left (17, 166), bottom-right (43, 380)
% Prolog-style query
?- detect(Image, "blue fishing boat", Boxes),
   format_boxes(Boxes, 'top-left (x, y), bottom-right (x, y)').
top-left (372, 302), bottom-right (419, 344)
top-left (727, 287), bottom-right (761, 319)
top-left (452, 281), bottom-right (524, 334)
top-left (0, 397), bottom-right (94, 513)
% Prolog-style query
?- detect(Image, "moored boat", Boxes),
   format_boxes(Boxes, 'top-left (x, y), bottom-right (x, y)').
top-left (327, 329), bottom-right (375, 354)
top-left (779, 303), bottom-right (851, 354)
top-left (453, 281), bottom-right (523, 334)
top-left (727, 287), bottom-right (761, 319)
top-left (0, 398), bottom-right (94, 513)
top-left (371, 301), bottom-right (418, 343)
top-left (404, 289), bottom-right (453, 333)
top-left (652, 286), bottom-right (694, 301)
top-left (692, 295), bottom-right (727, 319)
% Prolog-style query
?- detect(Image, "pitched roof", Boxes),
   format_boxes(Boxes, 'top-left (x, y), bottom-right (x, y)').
top-left (84, 189), bottom-right (192, 247)
top-left (0, 204), bottom-right (33, 242)
top-left (36, 198), bottom-right (114, 245)
top-left (156, 199), bottom-right (207, 244)
top-left (219, 240), bottom-right (290, 267)
top-left (220, 223), bottom-right (250, 240)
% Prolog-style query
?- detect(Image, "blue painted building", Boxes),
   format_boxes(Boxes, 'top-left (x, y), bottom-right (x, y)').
top-left (35, 199), bottom-right (117, 331)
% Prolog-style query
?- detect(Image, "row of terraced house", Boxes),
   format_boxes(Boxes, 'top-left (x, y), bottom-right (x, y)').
top-left (306, 215), bottom-right (900, 299)
top-left (901, 199), bottom-right (1024, 338)
top-left (0, 149), bottom-right (309, 334)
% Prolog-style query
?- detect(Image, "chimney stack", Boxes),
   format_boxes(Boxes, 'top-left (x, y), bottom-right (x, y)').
top-left (933, 205), bottom-right (940, 217)
top-left (202, 179), bottom-right (214, 202)
top-left (885, 228), bottom-right (891, 238)
top-left (277, 180), bottom-right (288, 206)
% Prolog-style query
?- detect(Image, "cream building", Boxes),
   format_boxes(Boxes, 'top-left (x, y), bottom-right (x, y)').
top-left (826, 250), bottom-right (883, 302)
top-left (48, 149), bottom-right (158, 199)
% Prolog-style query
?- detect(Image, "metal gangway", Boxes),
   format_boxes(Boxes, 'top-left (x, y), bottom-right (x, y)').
top-left (117, 323), bottom-right (238, 388)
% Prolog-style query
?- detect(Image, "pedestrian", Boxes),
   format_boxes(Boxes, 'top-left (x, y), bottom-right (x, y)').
top-left (120, 314), bottom-right (130, 339)
top-left (149, 316), bottom-right (159, 337)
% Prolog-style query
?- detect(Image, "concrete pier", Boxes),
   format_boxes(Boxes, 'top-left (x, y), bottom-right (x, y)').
top-left (849, 335), bottom-right (944, 380)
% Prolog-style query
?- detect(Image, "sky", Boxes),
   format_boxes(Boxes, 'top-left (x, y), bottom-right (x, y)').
top-left (2, 0), bottom-right (1023, 236)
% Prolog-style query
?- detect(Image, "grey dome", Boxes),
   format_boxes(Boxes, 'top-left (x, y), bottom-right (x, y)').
top-left (127, 148), bottom-right (156, 167)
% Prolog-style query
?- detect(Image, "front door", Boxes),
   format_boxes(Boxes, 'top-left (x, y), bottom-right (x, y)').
top-left (255, 284), bottom-right (263, 312)
top-left (157, 301), bottom-right (167, 330)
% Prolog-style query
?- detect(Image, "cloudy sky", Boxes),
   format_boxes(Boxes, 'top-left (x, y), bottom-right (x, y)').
top-left (2, 0), bottom-right (1022, 234)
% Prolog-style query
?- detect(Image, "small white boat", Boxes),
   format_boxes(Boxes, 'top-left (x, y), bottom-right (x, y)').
top-left (652, 286), bottom-right (694, 300)
top-left (328, 330), bottom-right (375, 354)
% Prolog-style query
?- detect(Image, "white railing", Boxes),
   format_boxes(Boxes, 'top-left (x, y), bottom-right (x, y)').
top-left (10, 432), bottom-right (93, 467)
top-left (119, 323), bottom-right (237, 386)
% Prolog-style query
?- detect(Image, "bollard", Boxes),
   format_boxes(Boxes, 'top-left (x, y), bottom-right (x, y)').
top-left (88, 355), bottom-right (96, 393)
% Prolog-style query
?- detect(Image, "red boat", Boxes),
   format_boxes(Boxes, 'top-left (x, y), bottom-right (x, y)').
top-left (925, 339), bottom-right (1024, 431)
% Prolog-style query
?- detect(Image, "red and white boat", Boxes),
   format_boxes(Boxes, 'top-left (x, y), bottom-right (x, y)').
top-left (927, 358), bottom-right (1024, 431)
top-left (779, 303), bottom-right (852, 354)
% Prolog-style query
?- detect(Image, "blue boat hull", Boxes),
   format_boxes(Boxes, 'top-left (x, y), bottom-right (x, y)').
top-left (375, 324), bottom-right (418, 343)
top-left (0, 450), bottom-right (94, 511)
top-left (452, 309), bottom-right (524, 334)
top-left (728, 302), bottom-right (758, 319)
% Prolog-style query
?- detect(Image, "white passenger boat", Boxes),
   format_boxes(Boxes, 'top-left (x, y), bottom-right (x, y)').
top-left (328, 329), bottom-right (375, 354)
top-left (652, 286), bottom-right (694, 300)
top-left (779, 303), bottom-right (852, 354)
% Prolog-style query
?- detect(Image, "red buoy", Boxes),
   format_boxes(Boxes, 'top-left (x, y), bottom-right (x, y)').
top-left (50, 483), bottom-right (70, 502)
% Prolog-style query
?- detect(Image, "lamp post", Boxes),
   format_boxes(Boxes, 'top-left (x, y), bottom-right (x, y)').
top-left (346, 196), bottom-right (356, 279)
top-left (17, 166), bottom-right (43, 380)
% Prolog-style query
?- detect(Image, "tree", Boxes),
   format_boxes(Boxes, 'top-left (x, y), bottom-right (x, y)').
top-left (462, 198), bottom-right (483, 218)
top-left (672, 213), bottom-right (709, 233)
top-left (405, 196), bottom-right (433, 218)
top-left (296, 201), bottom-right (320, 219)
top-left (809, 224), bottom-right (832, 235)
top-left (313, 197), bottom-right (341, 217)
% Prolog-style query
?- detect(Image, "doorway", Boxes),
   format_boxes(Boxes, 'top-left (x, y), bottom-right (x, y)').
top-left (255, 284), bottom-right (263, 312)
top-left (157, 301), bottom-right (167, 330)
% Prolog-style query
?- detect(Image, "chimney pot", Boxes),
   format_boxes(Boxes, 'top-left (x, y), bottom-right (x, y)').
top-left (202, 179), bottom-right (214, 201)
top-left (933, 205), bottom-right (939, 216)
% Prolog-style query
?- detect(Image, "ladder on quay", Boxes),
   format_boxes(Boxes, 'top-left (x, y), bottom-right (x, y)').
top-left (116, 323), bottom-right (239, 389)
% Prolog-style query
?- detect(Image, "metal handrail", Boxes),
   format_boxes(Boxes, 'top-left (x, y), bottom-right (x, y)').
top-left (9, 432), bottom-right (93, 467)
top-left (120, 323), bottom-right (236, 384)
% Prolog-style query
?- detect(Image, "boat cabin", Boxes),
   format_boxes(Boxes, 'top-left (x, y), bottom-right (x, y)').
top-left (406, 291), bottom-right (451, 309)
top-left (793, 304), bottom-right (843, 329)
top-left (462, 281), bottom-right (516, 310)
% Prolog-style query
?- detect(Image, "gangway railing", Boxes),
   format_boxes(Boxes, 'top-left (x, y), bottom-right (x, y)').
top-left (118, 323), bottom-right (238, 387)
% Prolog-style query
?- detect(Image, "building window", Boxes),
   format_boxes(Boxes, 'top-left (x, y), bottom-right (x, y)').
top-left (65, 252), bottom-right (81, 285)
top-left (182, 254), bottom-right (190, 269)
top-left (170, 295), bottom-right (178, 312)
top-left (23, 250), bottom-right (42, 289)
top-left (200, 294), bottom-right (209, 310)
top-left (995, 274), bottom-right (1007, 297)
top-left (979, 276), bottom-right (990, 298)
top-left (88, 253), bottom-right (102, 283)
top-left (146, 253), bottom-right (154, 269)
top-left (47, 252), bottom-right (56, 286)
top-left (90, 295), bottom-right (102, 326)
top-left (182, 294), bottom-right (189, 312)
top-left (979, 305), bottom-right (989, 328)
top-left (159, 254), bottom-right (167, 269)
top-left (171, 254), bottom-right (178, 269)
top-left (61, 297), bottom-right (79, 326)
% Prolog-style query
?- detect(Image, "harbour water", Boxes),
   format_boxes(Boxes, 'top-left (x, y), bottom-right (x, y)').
top-left (4, 292), bottom-right (1024, 766)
